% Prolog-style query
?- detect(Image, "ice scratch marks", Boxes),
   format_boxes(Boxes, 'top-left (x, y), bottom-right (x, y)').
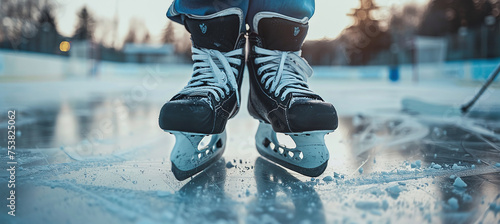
top-left (40, 180), bottom-right (145, 221)
top-left (351, 114), bottom-right (429, 156)
top-left (59, 135), bottom-right (164, 162)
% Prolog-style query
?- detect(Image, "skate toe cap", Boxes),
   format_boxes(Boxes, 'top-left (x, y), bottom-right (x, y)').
top-left (159, 98), bottom-right (216, 133)
top-left (287, 99), bottom-right (338, 132)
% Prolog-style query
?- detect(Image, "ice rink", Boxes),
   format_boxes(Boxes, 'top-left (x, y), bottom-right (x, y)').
top-left (1, 65), bottom-right (500, 224)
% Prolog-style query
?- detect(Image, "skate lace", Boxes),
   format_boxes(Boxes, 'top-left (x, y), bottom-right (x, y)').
top-left (180, 47), bottom-right (243, 106)
top-left (254, 46), bottom-right (314, 101)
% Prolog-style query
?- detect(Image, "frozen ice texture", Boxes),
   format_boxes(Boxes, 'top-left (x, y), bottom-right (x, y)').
top-left (3, 64), bottom-right (500, 224)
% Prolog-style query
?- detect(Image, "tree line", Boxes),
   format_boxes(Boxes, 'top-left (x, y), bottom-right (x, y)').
top-left (1, 0), bottom-right (499, 65)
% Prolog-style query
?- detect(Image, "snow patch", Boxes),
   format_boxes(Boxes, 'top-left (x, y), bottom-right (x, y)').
top-left (462, 194), bottom-right (472, 202)
top-left (430, 163), bottom-right (442, 169)
top-left (448, 197), bottom-right (459, 210)
top-left (226, 161), bottom-right (235, 169)
top-left (355, 200), bottom-right (389, 211)
top-left (322, 176), bottom-right (333, 182)
top-left (453, 177), bottom-right (467, 188)
top-left (489, 202), bottom-right (500, 213)
top-left (410, 160), bottom-right (421, 168)
top-left (452, 163), bottom-right (465, 170)
top-left (386, 185), bottom-right (404, 199)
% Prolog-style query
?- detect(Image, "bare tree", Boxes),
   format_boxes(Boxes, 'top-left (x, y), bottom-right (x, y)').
top-left (142, 32), bottom-right (151, 44)
top-left (73, 7), bottom-right (95, 41)
top-left (418, 0), bottom-right (494, 36)
top-left (0, 0), bottom-right (56, 49)
top-left (162, 21), bottom-right (176, 44)
top-left (123, 18), bottom-right (150, 45)
top-left (124, 22), bottom-right (138, 44)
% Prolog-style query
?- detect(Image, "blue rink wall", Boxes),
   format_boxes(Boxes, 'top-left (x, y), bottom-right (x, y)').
top-left (0, 50), bottom-right (499, 82)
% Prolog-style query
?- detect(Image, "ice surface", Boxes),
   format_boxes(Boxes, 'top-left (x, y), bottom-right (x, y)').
top-left (1, 66), bottom-right (500, 224)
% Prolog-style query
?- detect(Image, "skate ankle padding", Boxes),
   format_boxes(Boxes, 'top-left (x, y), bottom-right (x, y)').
top-left (185, 9), bottom-right (243, 52)
top-left (253, 12), bottom-right (309, 51)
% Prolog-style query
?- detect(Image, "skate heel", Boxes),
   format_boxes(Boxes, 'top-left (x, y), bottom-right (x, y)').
top-left (168, 130), bottom-right (226, 180)
top-left (255, 122), bottom-right (332, 177)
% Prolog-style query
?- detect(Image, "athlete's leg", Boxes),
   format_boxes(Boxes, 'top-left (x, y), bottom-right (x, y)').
top-left (167, 0), bottom-right (249, 32)
top-left (247, 0), bottom-right (315, 31)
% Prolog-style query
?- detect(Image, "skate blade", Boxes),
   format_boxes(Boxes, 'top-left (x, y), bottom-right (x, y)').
top-left (255, 122), bottom-right (332, 177)
top-left (167, 130), bottom-right (226, 181)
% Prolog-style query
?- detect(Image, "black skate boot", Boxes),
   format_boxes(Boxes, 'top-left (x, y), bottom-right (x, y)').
top-left (247, 12), bottom-right (338, 177)
top-left (159, 8), bottom-right (246, 180)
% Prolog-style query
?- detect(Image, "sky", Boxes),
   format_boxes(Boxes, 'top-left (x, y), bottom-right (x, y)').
top-left (54, 0), bottom-right (429, 47)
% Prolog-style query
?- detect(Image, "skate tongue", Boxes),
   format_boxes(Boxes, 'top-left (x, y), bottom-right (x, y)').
top-left (257, 17), bottom-right (308, 52)
top-left (184, 14), bottom-right (241, 52)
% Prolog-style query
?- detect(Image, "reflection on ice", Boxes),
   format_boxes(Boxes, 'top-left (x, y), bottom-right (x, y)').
top-left (247, 158), bottom-right (325, 224)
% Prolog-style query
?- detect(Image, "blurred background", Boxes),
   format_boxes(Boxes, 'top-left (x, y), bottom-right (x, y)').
top-left (0, 0), bottom-right (499, 81)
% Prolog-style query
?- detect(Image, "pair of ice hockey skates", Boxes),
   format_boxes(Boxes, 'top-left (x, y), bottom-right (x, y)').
top-left (159, 9), bottom-right (338, 180)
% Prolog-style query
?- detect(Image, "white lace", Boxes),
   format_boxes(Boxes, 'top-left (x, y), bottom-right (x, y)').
top-left (254, 46), bottom-right (314, 101)
top-left (180, 47), bottom-right (243, 106)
